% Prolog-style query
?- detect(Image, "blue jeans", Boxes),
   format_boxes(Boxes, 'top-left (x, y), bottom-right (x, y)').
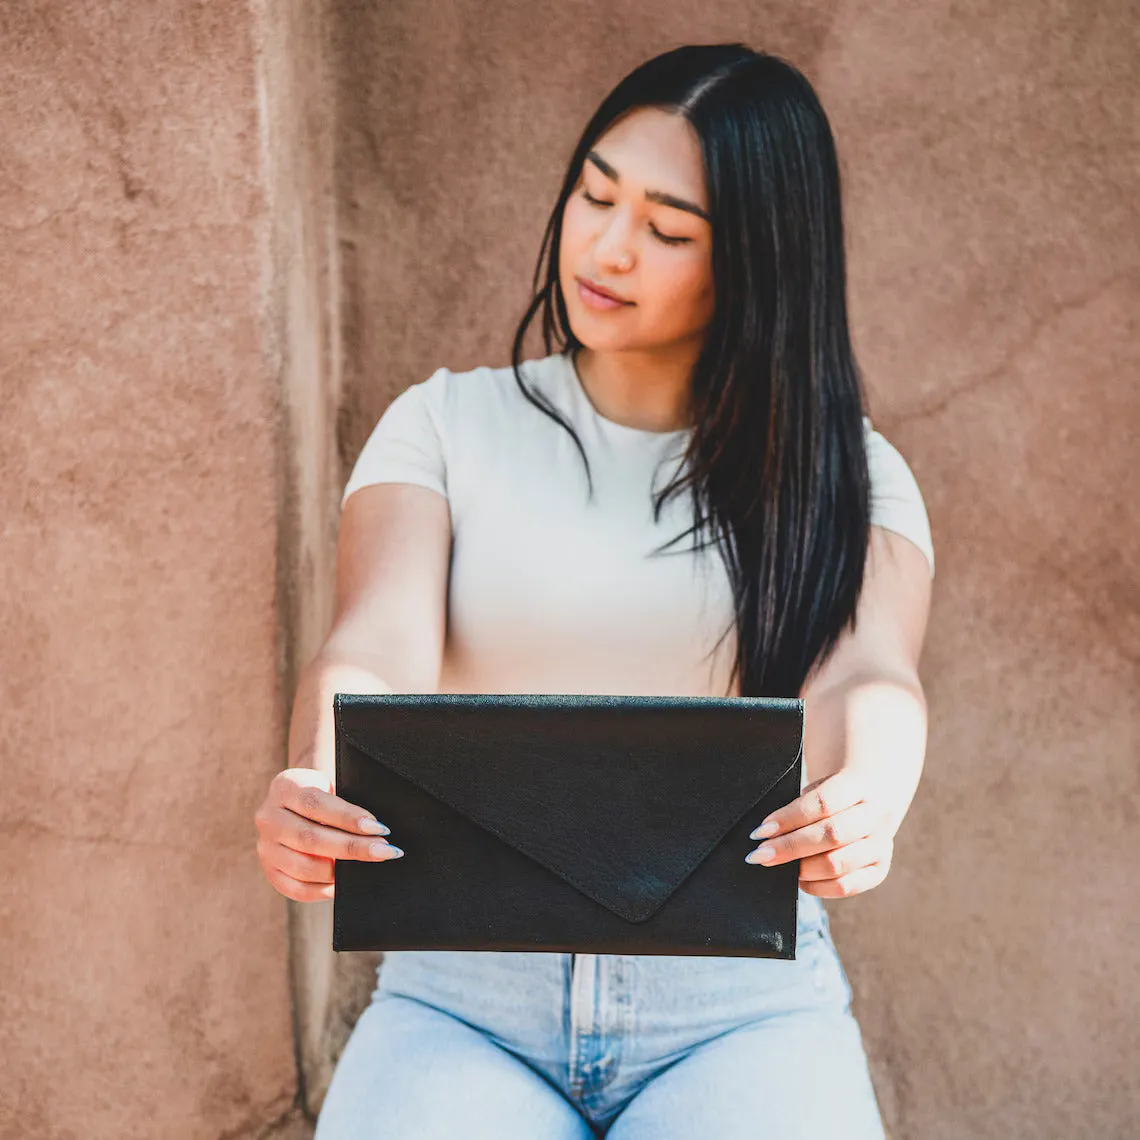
top-left (314, 889), bottom-right (886, 1138)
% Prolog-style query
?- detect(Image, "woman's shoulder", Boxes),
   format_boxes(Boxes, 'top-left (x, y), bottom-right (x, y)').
top-left (861, 414), bottom-right (935, 578)
top-left (341, 355), bottom-right (564, 508)
top-left (420, 352), bottom-right (567, 427)
top-left (861, 414), bottom-right (921, 492)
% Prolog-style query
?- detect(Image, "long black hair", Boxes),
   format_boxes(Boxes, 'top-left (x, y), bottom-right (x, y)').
top-left (509, 43), bottom-right (871, 699)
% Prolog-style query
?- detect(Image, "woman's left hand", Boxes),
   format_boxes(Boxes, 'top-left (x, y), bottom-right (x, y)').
top-left (743, 766), bottom-right (902, 898)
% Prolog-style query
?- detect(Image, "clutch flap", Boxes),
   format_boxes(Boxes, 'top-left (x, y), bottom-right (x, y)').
top-left (335, 693), bottom-right (803, 924)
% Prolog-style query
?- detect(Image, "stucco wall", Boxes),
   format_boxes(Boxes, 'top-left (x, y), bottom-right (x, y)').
top-left (0, 3), bottom-right (302, 1138)
top-left (325, 2), bottom-right (1139, 1137)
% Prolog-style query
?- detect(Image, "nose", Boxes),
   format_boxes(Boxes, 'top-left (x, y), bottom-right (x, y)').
top-left (594, 208), bottom-right (636, 271)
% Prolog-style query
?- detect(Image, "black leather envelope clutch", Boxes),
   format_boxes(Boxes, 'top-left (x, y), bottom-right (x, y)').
top-left (332, 692), bottom-right (805, 958)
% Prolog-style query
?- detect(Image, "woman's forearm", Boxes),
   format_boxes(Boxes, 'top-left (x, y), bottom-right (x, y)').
top-left (802, 669), bottom-right (928, 828)
top-left (286, 646), bottom-right (431, 779)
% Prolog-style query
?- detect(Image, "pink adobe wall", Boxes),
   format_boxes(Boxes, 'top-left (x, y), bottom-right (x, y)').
top-left (0, 3), bottom-right (306, 1138)
top-left (322, 2), bottom-right (1140, 1137)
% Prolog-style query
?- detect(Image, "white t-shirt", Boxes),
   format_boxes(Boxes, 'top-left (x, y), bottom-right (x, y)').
top-left (341, 351), bottom-right (934, 697)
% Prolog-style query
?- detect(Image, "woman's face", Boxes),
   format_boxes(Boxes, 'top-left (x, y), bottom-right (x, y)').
top-left (558, 106), bottom-right (714, 356)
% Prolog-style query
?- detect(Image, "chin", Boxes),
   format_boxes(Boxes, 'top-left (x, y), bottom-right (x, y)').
top-left (567, 321), bottom-right (633, 352)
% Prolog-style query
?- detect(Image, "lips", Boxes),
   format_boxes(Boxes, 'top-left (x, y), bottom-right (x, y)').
top-left (576, 276), bottom-right (631, 304)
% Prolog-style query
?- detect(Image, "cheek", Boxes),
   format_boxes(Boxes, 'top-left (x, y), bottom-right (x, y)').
top-left (559, 199), bottom-right (591, 260)
top-left (645, 250), bottom-right (713, 323)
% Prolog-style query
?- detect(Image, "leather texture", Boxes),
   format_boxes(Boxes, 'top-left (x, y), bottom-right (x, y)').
top-left (333, 693), bottom-right (805, 958)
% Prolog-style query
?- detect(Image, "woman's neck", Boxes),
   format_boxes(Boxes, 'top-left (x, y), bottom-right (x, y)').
top-left (572, 344), bottom-right (697, 434)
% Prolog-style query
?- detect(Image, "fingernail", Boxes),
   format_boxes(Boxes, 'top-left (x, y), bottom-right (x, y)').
top-left (371, 842), bottom-right (403, 858)
top-left (745, 846), bottom-right (776, 864)
top-left (359, 818), bottom-right (390, 835)
top-left (750, 820), bottom-right (778, 839)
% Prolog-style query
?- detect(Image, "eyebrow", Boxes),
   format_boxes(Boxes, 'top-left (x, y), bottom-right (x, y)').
top-left (585, 150), bottom-right (711, 222)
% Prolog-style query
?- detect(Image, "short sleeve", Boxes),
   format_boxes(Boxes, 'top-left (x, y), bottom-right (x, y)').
top-left (340, 367), bottom-right (449, 508)
top-left (863, 416), bottom-right (935, 579)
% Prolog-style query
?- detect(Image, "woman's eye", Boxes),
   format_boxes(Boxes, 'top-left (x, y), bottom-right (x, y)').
top-left (581, 189), bottom-right (690, 246)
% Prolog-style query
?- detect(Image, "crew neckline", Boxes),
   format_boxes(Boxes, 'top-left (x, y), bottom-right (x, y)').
top-left (560, 351), bottom-right (693, 440)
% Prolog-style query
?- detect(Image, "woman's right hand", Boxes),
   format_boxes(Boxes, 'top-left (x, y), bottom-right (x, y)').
top-left (254, 766), bottom-right (404, 902)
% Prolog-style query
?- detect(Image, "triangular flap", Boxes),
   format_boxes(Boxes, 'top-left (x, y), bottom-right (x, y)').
top-left (335, 693), bottom-right (802, 924)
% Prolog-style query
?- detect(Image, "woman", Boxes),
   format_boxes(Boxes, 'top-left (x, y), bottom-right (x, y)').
top-left (255, 43), bottom-right (934, 1138)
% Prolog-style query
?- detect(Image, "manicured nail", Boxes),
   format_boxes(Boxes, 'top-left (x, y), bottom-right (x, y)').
top-left (371, 842), bottom-right (403, 858)
top-left (750, 820), bottom-right (778, 839)
top-left (359, 818), bottom-right (390, 835)
top-left (745, 846), bottom-right (776, 864)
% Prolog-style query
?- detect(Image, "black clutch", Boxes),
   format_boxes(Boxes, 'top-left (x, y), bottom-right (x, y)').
top-left (332, 692), bottom-right (805, 958)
